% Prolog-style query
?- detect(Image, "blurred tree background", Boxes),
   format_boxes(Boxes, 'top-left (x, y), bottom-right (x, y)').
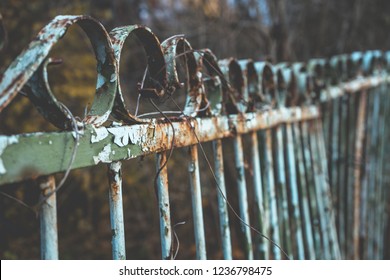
top-left (0, 0), bottom-right (389, 259)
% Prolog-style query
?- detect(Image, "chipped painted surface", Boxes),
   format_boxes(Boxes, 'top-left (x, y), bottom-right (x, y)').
top-left (0, 14), bottom-right (389, 261)
top-left (108, 161), bottom-right (126, 260)
top-left (91, 127), bottom-right (109, 143)
top-left (93, 144), bottom-right (112, 164)
top-left (39, 176), bottom-right (58, 260)
top-left (0, 135), bottom-right (18, 174)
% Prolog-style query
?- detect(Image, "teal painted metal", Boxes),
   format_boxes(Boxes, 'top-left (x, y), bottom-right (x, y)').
top-left (233, 135), bottom-right (254, 259)
top-left (155, 153), bottom-right (172, 259)
top-left (259, 129), bottom-right (282, 260)
top-left (249, 131), bottom-right (268, 259)
top-left (337, 95), bottom-right (348, 258)
top-left (315, 120), bottom-right (341, 260)
top-left (212, 139), bottom-right (232, 260)
top-left (284, 122), bottom-right (305, 259)
top-left (292, 122), bottom-right (316, 259)
top-left (188, 145), bottom-right (207, 260)
top-left (108, 161), bottom-right (126, 260)
top-left (273, 125), bottom-right (292, 259)
top-left (0, 14), bottom-right (389, 260)
top-left (300, 121), bottom-right (322, 258)
top-left (309, 120), bottom-right (332, 259)
top-left (39, 176), bottom-right (59, 260)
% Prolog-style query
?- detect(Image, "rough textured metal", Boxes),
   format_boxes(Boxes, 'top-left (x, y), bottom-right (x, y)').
top-left (300, 121), bottom-right (322, 258)
top-left (233, 135), bottom-right (253, 259)
top-left (273, 124), bottom-right (292, 259)
top-left (155, 152), bottom-right (172, 259)
top-left (0, 107), bottom-right (319, 185)
top-left (292, 122), bottom-right (316, 259)
top-left (315, 120), bottom-right (341, 259)
top-left (259, 129), bottom-right (281, 259)
top-left (0, 14), bottom-right (389, 260)
top-left (0, 15), bottom-right (117, 129)
top-left (109, 25), bottom-right (166, 123)
top-left (284, 122), bottom-right (305, 259)
top-left (212, 139), bottom-right (232, 260)
top-left (108, 161), bottom-right (126, 260)
top-left (39, 176), bottom-right (58, 260)
top-left (353, 91), bottom-right (367, 259)
top-left (188, 145), bottom-right (207, 259)
top-left (249, 131), bottom-right (268, 259)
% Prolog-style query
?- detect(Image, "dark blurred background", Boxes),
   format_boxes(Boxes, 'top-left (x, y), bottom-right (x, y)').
top-left (0, 0), bottom-right (389, 259)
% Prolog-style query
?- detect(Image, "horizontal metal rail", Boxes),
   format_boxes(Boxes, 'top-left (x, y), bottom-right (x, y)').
top-left (0, 14), bottom-right (389, 260)
top-left (0, 106), bottom-right (319, 185)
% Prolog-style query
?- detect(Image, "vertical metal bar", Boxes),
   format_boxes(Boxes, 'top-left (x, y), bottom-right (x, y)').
top-left (337, 95), bottom-right (348, 257)
top-left (292, 122), bottom-right (316, 259)
top-left (249, 131), bottom-right (268, 260)
top-left (367, 90), bottom-right (380, 259)
top-left (315, 119), bottom-right (342, 260)
top-left (346, 94), bottom-right (357, 259)
top-left (212, 139), bottom-right (232, 260)
top-left (273, 125), bottom-right (293, 259)
top-left (352, 91), bottom-right (367, 259)
top-left (359, 90), bottom-right (372, 260)
top-left (108, 161), bottom-right (126, 260)
top-left (321, 101), bottom-right (331, 160)
top-left (309, 120), bottom-right (331, 259)
top-left (330, 98), bottom-right (340, 200)
top-left (375, 81), bottom-right (387, 260)
top-left (284, 122), bottom-right (305, 259)
top-left (301, 121), bottom-right (322, 258)
top-left (39, 175), bottom-right (59, 260)
top-left (259, 129), bottom-right (281, 260)
top-left (258, 130), bottom-right (271, 258)
top-left (233, 134), bottom-right (254, 260)
top-left (155, 153), bottom-right (172, 260)
top-left (188, 144), bottom-right (207, 259)
top-left (377, 83), bottom-right (389, 259)
top-left (329, 97), bottom-right (340, 246)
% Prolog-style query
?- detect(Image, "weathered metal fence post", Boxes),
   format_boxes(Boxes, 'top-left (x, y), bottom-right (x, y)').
top-left (0, 16), bottom-right (389, 260)
top-left (188, 145), bottom-right (207, 259)
top-left (39, 175), bottom-right (59, 260)
top-left (155, 152), bottom-right (172, 260)
top-left (259, 129), bottom-right (281, 260)
top-left (108, 161), bottom-right (126, 260)
top-left (233, 134), bottom-right (254, 260)
top-left (249, 131), bottom-right (268, 260)
top-left (212, 139), bottom-right (232, 260)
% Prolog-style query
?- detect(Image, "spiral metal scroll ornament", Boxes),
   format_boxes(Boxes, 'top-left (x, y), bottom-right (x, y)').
top-left (0, 15), bottom-right (389, 131)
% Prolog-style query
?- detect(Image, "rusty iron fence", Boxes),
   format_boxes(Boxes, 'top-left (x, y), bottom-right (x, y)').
top-left (0, 15), bottom-right (389, 260)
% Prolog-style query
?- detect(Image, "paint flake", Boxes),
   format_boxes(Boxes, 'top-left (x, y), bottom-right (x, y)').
top-left (0, 136), bottom-right (19, 174)
top-left (91, 127), bottom-right (109, 143)
top-left (93, 144), bottom-right (112, 164)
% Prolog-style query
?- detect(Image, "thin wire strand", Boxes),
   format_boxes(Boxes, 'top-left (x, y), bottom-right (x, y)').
top-left (144, 47), bottom-right (289, 259)
top-left (35, 103), bottom-right (81, 209)
top-left (168, 95), bottom-right (290, 260)
top-left (0, 191), bottom-right (35, 213)
top-left (172, 221), bottom-right (186, 260)
top-left (135, 65), bottom-right (149, 116)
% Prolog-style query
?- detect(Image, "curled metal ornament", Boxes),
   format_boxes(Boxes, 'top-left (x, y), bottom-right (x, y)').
top-left (238, 59), bottom-right (260, 112)
top-left (254, 61), bottom-right (276, 108)
top-left (197, 49), bottom-right (229, 116)
top-left (109, 25), bottom-right (166, 123)
top-left (161, 35), bottom-right (203, 116)
top-left (274, 63), bottom-right (296, 108)
top-left (0, 13), bottom-right (389, 129)
top-left (1, 15), bottom-right (117, 129)
top-left (291, 63), bottom-right (312, 106)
